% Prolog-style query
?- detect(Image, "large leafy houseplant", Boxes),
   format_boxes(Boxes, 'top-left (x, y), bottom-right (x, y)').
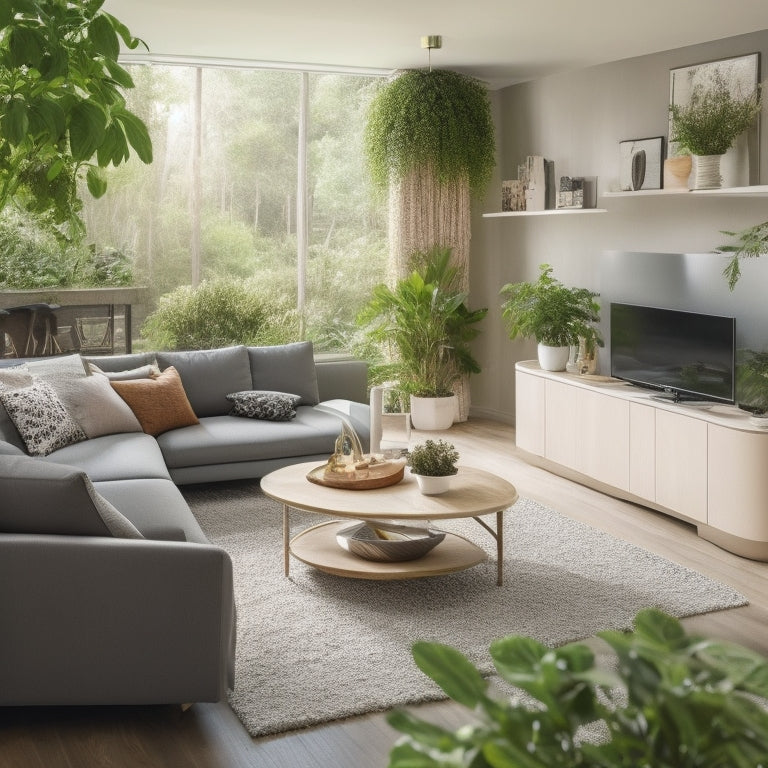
top-left (500, 263), bottom-right (602, 353)
top-left (388, 607), bottom-right (768, 768)
top-left (0, 0), bottom-right (153, 233)
top-left (358, 246), bottom-right (487, 398)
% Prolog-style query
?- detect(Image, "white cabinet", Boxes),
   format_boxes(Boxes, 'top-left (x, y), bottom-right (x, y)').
top-left (515, 361), bottom-right (768, 560)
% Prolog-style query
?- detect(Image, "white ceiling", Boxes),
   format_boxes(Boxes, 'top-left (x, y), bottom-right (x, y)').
top-left (104, 0), bottom-right (768, 89)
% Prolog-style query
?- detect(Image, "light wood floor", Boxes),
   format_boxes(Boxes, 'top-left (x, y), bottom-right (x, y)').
top-left (3, 418), bottom-right (767, 768)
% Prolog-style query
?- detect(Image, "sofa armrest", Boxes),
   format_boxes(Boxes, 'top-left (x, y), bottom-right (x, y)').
top-left (0, 534), bottom-right (235, 705)
top-left (315, 358), bottom-right (368, 403)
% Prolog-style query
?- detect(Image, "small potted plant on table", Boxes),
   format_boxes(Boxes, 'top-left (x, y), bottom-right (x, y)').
top-left (736, 348), bottom-right (768, 426)
top-left (406, 439), bottom-right (459, 495)
top-left (500, 263), bottom-right (602, 372)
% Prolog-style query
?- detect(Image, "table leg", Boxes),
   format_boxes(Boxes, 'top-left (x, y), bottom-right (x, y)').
top-left (496, 509), bottom-right (504, 587)
top-left (283, 504), bottom-right (290, 577)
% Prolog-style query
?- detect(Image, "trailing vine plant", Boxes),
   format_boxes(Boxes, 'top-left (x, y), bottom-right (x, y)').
top-left (718, 219), bottom-right (768, 290)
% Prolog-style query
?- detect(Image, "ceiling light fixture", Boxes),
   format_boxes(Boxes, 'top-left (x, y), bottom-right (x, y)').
top-left (420, 35), bottom-right (442, 72)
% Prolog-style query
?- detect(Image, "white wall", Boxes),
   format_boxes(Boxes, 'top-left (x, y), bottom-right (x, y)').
top-left (469, 29), bottom-right (768, 423)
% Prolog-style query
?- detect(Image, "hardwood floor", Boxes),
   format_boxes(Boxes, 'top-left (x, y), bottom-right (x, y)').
top-left (2, 418), bottom-right (767, 768)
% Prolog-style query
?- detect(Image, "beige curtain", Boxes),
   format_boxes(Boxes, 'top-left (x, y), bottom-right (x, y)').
top-left (389, 166), bottom-right (472, 420)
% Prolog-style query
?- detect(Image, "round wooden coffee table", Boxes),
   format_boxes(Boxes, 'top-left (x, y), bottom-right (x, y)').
top-left (260, 462), bottom-right (518, 586)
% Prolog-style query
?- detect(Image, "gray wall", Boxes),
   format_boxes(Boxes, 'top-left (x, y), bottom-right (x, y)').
top-left (469, 29), bottom-right (768, 423)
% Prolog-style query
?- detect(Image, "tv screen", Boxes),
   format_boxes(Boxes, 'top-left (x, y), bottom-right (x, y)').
top-left (610, 303), bottom-right (735, 404)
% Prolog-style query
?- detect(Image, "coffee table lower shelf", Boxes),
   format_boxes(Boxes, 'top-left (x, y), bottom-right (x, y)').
top-left (289, 520), bottom-right (487, 580)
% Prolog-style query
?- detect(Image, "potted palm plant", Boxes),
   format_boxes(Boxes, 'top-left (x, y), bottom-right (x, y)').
top-left (669, 72), bottom-right (761, 189)
top-left (500, 264), bottom-right (602, 372)
top-left (358, 246), bottom-right (487, 430)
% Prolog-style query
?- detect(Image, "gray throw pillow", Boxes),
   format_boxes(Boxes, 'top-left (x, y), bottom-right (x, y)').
top-left (0, 456), bottom-right (143, 539)
top-left (0, 379), bottom-right (86, 456)
top-left (247, 341), bottom-right (319, 406)
top-left (226, 390), bottom-right (300, 421)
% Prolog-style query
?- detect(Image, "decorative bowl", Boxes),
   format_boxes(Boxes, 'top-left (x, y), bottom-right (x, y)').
top-left (335, 520), bottom-right (445, 562)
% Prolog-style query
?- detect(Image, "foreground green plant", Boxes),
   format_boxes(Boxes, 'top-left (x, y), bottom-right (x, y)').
top-left (736, 348), bottom-right (768, 415)
top-left (718, 219), bottom-right (768, 290)
top-left (0, 0), bottom-right (153, 231)
top-left (388, 608), bottom-right (768, 768)
top-left (141, 278), bottom-right (299, 350)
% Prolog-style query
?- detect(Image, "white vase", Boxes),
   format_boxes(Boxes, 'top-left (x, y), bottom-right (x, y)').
top-left (409, 394), bottom-right (457, 431)
top-left (414, 473), bottom-right (453, 495)
top-left (537, 343), bottom-right (570, 372)
top-left (689, 154), bottom-right (723, 190)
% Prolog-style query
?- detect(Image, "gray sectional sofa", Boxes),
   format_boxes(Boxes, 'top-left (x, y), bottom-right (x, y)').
top-left (0, 341), bottom-right (370, 706)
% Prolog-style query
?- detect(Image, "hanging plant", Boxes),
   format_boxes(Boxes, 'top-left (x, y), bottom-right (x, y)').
top-left (364, 69), bottom-right (495, 196)
top-left (718, 219), bottom-right (768, 290)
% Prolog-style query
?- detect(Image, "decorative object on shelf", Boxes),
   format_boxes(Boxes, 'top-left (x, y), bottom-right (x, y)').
top-left (357, 245), bottom-right (487, 431)
top-left (386, 608), bottom-right (768, 768)
top-left (369, 383), bottom-right (411, 454)
top-left (500, 264), bottom-right (602, 372)
top-left (557, 176), bottom-right (597, 209)
top-left (336, 520), bottom-right (446, 562)
top-left (669, 53), bottom-right (760, 189)
top-left (406, 439), bottom-right (459, 495)
top-left (736, 349), bottom-right (768, 425)
top-left (717, 218), bottom-right (768, 290)
top-left (501, 179), bottom-right (525, 212)
top-left (619, 137), bottom-right (663, 191)
top-left (663, 154), bottom-right (692, 191)
top-left (575, 336), bottom-right (599, 375)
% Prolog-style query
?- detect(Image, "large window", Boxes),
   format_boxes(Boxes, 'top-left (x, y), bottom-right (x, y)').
top-left (82, 64), bottom-right (388, 352)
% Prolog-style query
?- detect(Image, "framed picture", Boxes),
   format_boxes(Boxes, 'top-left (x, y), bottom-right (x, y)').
top-left (669, 53), bottom-right (760, 186)
top-left (619, 137), bottom-right (663, 191)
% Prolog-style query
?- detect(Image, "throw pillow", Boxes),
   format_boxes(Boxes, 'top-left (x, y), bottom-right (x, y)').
top-left (226, 390), bottom-right (300, 421)
top-left (0, 364), bottom-right (33, 391)
top-left (0, 456), bottom-right (143, 538)
top-left (26, 353), bottom-right (89, 383)
top-left (0, 379), bottom-right (86, 456)
top-left (110, 366), bottom-right (200, 436)
top-left (56, 374), bottom-right (142, 438)
top-left (88, 361), bottom-right (160, 380)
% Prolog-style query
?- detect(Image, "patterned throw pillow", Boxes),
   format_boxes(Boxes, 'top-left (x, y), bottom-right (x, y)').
top-left (0, 379), bottom-right (86, 456)
top-left (226, 390), bottom-right (300, 421)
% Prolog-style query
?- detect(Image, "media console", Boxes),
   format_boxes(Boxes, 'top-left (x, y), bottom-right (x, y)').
top-left (515, 360), bottom-right (768, 561)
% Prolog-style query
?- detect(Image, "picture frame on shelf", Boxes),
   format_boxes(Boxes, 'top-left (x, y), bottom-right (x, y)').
top-left (669, 53), bottom-right (760, 187)
top-left (619, 136), bottom-right (664, 191)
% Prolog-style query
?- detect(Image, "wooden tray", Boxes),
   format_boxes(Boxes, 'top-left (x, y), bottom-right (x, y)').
top-left (306, 460), bottom-right (405, 490)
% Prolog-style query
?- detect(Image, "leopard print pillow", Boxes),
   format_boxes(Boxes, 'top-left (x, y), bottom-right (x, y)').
top-left (226, 390), bottom-right (300, 421)
top-left (0, 379), bottom-right (86, 456)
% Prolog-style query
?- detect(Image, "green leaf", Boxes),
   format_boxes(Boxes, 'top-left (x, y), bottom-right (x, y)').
top-left (0, 0), bottom-right (14, 27)
top-left (102, 12), bottom-right (148, 52)
top-left (28, 98), bottom-right (66, 142)
top-left (112, 107), bottom-right (152, 163)
top-left (411, 642), bottom-right (488, 709)
top-left (387, 710), bottom-right (462, 751)
top-left (46, 158), bottom-right (64, 181)
top-left (86, 166), bottom-right (107, 198)
top-left (69, 99), bottom-right (106, 161)
top-left (388, 741), bottom-right (449, 768)
top-left (1, 97), bottom-right (29, 144)
top-left (8, 26), bottom-right (45, 69)
top-left (632, 608), bottom-right (687, 649)
top-left (490, 635), bottom-right (550, 686)
top-left (88, 14), bottom-right (120, 61)
top-left (104, 58), bottom-right (135, 89)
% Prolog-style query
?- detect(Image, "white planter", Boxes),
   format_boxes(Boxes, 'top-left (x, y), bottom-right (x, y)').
top-left (689, 154), bottom-right (723, 190)
top-left (410, 394), bottom-right (457, 431)
top-left (413, 473), bottom-right (454, 495)
top-left (537, 343), bottom-right (570, 372)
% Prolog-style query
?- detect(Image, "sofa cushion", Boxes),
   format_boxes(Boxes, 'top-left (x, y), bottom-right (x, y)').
top-left (156, 407), bottom-right (342, 469)
top-left (111, 367), bottom-right (200, 436)
top-left (43, 433), bottom-right (172, 482)
top-left (83, 352), bottom-right (157, 373)
top-left (0, 456), bottom-right (143, 539)
top-left (94, 478), bottom-right (210, 544)
top-left (55, 373), bottom-right (142, 438)
top-left (0, 379), bottom-right (86, 456)
top-left (247, 341), bottom-right (319, 406)
top-left (26, 353), bottom-right (89, 382)
top-left (89, 362), bottom-right (159, 381)
top-left (0, 440), bottom-right (25, 456)
top-left (156, 346), bottom-right (252, 417)
top-left (0, 364), bottom-right (32, 449)
top-left (226, 390), bottom-right (299, 421)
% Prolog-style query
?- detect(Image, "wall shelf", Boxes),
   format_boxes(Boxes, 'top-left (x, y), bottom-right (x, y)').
top-left (483, 208), bottom-right (607, 218)
top-left (601, 184), bottom-right (768, 199)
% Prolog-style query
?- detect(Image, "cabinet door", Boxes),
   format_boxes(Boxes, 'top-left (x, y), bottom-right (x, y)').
top-left (708, 424), bottom-right (768, 540)
top-left (655, 410), bottom-right (707, 523)
top-left (577, 388), bottom-right (629, 490)
top-left (544, 380), bottom-right (579, 471)
top-left (515, 371), bottom-right (546, 456)
top-left (629, 402), bottom-right (655, 500)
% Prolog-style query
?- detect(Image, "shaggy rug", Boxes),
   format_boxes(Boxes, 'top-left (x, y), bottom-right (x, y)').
top-left (182, 481), bottom-right (747, 738)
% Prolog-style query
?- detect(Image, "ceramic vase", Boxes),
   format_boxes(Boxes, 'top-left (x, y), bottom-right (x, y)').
top-left (537, 343), bottom-right (570, 372)
top-left (689, 154), bottom-right (723, 190)
top-left (663, 155), bottom-right (692, 191)
top-left (409, 394), bottom-right (457, 431)
top-left (414, 473), bottom-right (453, 495)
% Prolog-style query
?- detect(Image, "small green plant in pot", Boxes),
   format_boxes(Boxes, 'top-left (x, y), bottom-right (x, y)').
top-left (736, 348), bottom-right (768, 423)
top-left (499, 263), bottom-right (602, 372)
top-left (406, 439), bottom-right (459, 495)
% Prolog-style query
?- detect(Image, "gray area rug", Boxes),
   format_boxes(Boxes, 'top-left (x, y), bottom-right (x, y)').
top-left (182, 481), bottom-right (747, 738)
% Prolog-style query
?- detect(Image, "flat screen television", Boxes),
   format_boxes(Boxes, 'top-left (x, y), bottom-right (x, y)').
top-left (610, 302), bottom-right (735, 404)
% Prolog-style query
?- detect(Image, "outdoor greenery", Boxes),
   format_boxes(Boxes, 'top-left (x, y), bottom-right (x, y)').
top-left (358, 246), bottom-right (487, 397)
top-left (669, 73), bottom-right (761, 156)
top-left (140, 278), bottom-right (299, 350)
top-left (388, 607), bottom-right (768, 768)
top-left (364, 68), bottom-right (495, 195)
top-left (736, 348), bottom-right (768, 415)
top-left (500, 264), bottom-right (602, 350)
top-left (0, 0), bottom-right (152, 232)
top-left (718, 219), bottom-right (768, 290)
top-left (406, 439), bottom-right (459, 477)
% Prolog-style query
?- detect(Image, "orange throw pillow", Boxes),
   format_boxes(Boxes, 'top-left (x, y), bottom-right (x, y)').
top-left (110, 366), bottom-right (199, 436)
